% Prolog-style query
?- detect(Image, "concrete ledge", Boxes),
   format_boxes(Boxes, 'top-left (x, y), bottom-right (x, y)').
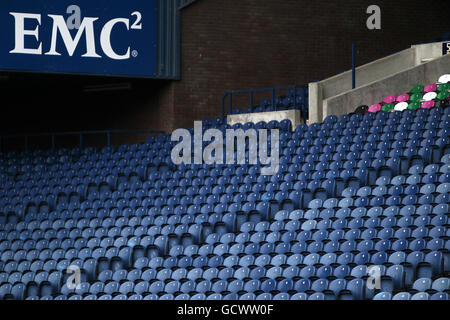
top-left (227, 110), bottom-right (302, 131)
top-left (323, 53), bottom-right (450, 119)
top-left (309, 41), bottom-right (448, 124)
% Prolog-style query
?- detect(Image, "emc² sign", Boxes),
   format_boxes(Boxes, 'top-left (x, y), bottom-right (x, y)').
top-left (0, 0), bottom-right (157, 77)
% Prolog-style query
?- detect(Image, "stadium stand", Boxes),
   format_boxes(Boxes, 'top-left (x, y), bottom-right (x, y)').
top-left (0, 73), bottom-right (449, 300)
top-left (225, 32), bottom-right (450, 121)
top-left (367, 80), bottom-right (450, 114)
top-left (228, 86), bottom-right (309, 118)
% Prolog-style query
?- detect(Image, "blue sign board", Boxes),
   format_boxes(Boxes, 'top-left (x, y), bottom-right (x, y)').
top-left (0, 0), bottom-right (157, 77)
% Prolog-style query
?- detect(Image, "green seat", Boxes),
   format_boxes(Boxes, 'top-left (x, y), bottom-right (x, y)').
top-left (437, 91), bottom-right (450, 101)
top-left (409, 93), bottom-right (423, 101)
top-left (381, 103), bottom-right (395, 112)
top-left (410, 85), bottom-right (424, 94)
top-left (438, 83), bottom-right (450, 92)
top-left (407, 101), bottom-right (421, 110)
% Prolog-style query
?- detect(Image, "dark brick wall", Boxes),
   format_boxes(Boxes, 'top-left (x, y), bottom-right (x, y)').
top-left (0, 73), bottom-right (171, 149)
top-left (167, 0), bottom-right (450, 131)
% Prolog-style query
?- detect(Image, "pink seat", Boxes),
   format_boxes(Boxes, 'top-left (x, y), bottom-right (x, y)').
top-left (424, 84), bottom-right (437, 93)
top-left (383, 95), bottom-right (396, 104)
top-left (396, 94), bottom-right (410, 102)
top-left (421, 100), bottom-right (435, 109)
top-left (368, 104), bottom-right (382, 113)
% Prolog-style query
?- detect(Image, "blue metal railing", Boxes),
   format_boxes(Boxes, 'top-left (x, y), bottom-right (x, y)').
top-left (221, 85), bottom-right (307, 123)
top-left (352, 43), bottom-right (356, 89)
top-left (0, 129), bottom-right (165, 152)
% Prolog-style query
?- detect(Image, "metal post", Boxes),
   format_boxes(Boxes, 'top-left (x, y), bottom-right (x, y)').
top-left (272, 88), bottom-right (276, 111)
top-left (222, 94), bottom-right (226, 124)
top-left (79, 133), bottom-right (83, 150)
top-left (51, 135), bottom-right (55, 151)
top-left (352, 43), bottom-right (356, 89)
top-left (302, 86), bottom-right (306, 119)
top-left (293, 86), bottom-right (297, 110)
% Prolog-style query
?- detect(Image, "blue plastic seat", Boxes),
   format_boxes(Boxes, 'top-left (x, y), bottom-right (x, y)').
top-left (413, 278), bottom-right (432, 292)
top-left (293, 279), bottom-right (311, 293)
top-left (373, 292), bottom-right (392, 300)
top-left (393, 292), bottom-right (411, 300)
top-left (337, 253), bottom-right (354, 266)
top-left (411, 292), bottom-right (430, 300)
top-left (331, 265), bottom-right (349, 279)
top-left (308, 293), bottom-right (326, 300)
top-left (425, 251), bottom-right (444, 276)
top-left (299, 266), bottom-right (317, 279)
top-left (386, 265), bottom-right (405, 289)
top-left (255, 293), bottom-right (272, 300)
top-left (347, 279), bottom-right (365, 300)
top-left (290, 293), bottom-right (308, 300)
top-left (311, 279), bottom-right (329, 292)
top-left (430, 292), bottom-right (449, 300)
top-left (432, 278), bottom-right (450, 292)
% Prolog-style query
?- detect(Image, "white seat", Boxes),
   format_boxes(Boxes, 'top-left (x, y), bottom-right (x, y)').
top-left (438, 74), bottom-right (450, 83)
top-left (394, 102), bottom-right (408, 111)
top-left (423, 92), bottom-right (437, 101)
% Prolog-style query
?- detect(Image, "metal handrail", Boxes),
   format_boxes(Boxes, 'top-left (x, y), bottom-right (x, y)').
top-left (221, 85), bottom-right (307, 122)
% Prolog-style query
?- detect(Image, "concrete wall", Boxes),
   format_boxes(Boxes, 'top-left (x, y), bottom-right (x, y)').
top-left (227, 110), bottom-right (302, 131)
top-left (322, 53), bottom-right (450, 120)
top-left (309, 41), bottom-right (449, 123)
top-left (413, 41), bottom-right (449, 65)
top-left (309, 48), bottom-right (415, 123)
